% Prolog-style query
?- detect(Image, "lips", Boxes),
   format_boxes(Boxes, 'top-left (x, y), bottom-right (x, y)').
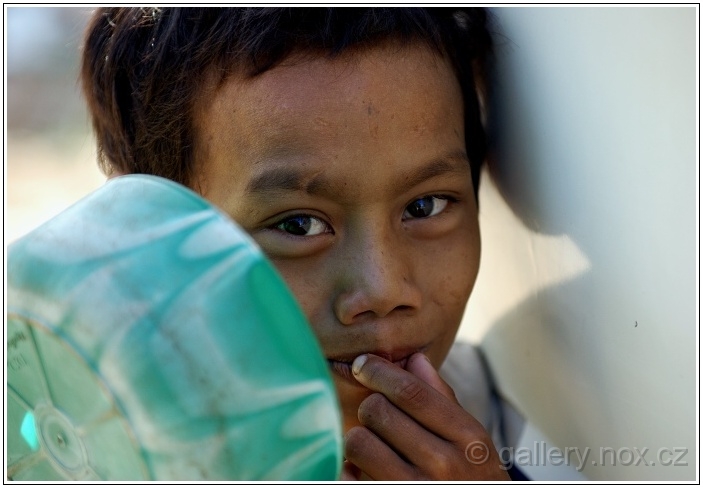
top-left (326, 348), bottom-right (424, 385)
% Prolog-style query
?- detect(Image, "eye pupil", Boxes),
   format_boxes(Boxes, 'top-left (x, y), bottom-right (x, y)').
top-left (407, 196), bottom-right (434, 218)
top-left (281, 217), bottom-right (311, 236)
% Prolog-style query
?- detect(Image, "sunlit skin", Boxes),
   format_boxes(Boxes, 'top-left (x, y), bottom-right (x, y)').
top-left (193, 41), bottom-right (509, 480)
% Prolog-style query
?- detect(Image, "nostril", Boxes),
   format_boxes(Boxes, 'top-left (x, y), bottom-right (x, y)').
top-left (333, 281), bottom-right (421, 324)
top-left (347, 305), bottom-right (413, 324)
top-left (395, 305), bottom-right (413, 312)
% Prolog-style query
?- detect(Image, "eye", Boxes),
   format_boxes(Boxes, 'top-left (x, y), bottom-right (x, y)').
top-left (273, 215), bottom-right (330, 236)
top-left (403, 195), bottom-right (453, 220)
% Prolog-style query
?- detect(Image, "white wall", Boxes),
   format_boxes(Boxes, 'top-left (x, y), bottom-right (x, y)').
top-left (458, 6), bottom-right (697, 481)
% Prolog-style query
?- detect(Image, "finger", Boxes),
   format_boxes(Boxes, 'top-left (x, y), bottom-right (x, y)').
top-left (405, 352), bottom-right (458, 403)
top-left (340, 461), bottom-right (360, 481)
top-left (358, 391), bottom-right (448, 468)
top-left (344, 426), bottom-right (416, 480)
top-left (352, 354), bottom-right (477, 442)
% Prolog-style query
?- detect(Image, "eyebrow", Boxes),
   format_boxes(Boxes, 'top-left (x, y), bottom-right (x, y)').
top-left (247, 167), bottom-right (305, 194)
top-left (397, 151), bottom-right (471, 194)
top-left (245, 151), bottom-right (471, 197)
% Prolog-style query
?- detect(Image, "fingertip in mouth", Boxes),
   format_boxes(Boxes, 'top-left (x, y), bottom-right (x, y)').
top-left (327, 349), bottom-right (421, 383)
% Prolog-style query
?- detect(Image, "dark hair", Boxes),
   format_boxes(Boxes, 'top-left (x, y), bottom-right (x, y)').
top-left (81, 7), bottom-right (492, 196)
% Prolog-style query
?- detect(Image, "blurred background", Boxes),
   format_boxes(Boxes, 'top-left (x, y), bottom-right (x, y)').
top-left (460, 7), bottom-right (696, 481)
top-left (6, 7), bottom-right (103, 243)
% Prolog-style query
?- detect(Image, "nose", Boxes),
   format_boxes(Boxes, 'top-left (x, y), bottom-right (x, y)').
top-left (332, 225), bottom-right (422, 325)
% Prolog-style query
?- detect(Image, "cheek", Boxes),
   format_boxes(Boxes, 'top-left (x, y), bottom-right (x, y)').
top-left (426, 228), bottom-right (481, 310)
top-left (268, 259), bottom-right (328, 332)
top-left (420, 226), bottom-right (481, 363)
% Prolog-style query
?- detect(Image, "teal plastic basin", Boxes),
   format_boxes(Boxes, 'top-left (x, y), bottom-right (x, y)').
top-left (7, 175), bottom-right (342, 480)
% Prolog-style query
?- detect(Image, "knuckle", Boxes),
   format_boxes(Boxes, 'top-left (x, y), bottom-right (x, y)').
top-left (395, 377), bottom-right (428, 405)
top-left (430, 451), bottom-right (454, 478)
top-left (459, 420), bottom-right (490, 443)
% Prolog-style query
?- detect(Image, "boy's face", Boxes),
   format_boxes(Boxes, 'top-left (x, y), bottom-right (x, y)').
top-left (194, 42), bottom-right (481, 431)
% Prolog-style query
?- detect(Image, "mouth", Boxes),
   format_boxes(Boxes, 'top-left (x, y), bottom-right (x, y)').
top-left (326, 348), bottom-right (425, 385)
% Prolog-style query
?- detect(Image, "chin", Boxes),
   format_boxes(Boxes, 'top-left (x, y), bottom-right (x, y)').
top-left (331, 377), bottom-right (371, 433)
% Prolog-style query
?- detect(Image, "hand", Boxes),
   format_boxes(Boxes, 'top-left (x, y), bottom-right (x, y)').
top-left (341, 352), bottom-right (510, 480)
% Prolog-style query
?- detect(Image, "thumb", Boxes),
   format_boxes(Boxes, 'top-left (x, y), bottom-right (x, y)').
top-left (405, 352), bottom-right (458, 403)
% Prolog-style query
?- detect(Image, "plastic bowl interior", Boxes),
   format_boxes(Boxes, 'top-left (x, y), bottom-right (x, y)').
top-left (7, 174), bottom-right (343, 481)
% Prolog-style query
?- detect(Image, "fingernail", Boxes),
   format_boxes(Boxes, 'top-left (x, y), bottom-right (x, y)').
top-left (352, 354), bottom-right (368, 375)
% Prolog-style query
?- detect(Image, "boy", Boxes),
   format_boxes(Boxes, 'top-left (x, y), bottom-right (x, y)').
top-left (81, 7), bottom-right (509, 480)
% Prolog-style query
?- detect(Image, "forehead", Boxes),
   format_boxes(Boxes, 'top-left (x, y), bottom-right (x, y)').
top-left (193, 42), bottom-right (466, 203)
